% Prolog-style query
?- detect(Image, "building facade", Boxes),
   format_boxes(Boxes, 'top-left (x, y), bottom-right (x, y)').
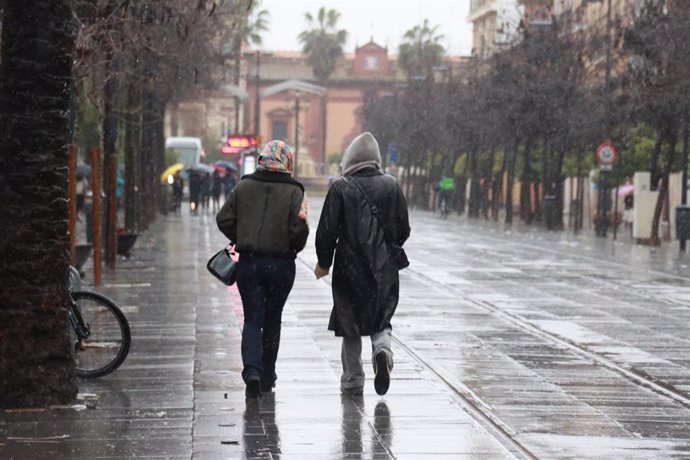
top-left (245, 41), bottom-right (408, 177)
top-left (468, 0), bottom-right (523, 58)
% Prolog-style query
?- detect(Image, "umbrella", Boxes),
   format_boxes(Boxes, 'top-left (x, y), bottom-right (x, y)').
top-left (617, 184), bottom-right (635, 197)
top-left (188, 163), bottom-right (215, 174)
top-left (161, 163), bottom-right (184, 181)
top-left (76, 163), bottom-right (91, 179)
top-left (214, 160), bottom-right (238, 171)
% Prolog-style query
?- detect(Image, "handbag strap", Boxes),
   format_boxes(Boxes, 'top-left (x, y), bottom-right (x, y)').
top-left (342, 176), bottom-right (398, 247)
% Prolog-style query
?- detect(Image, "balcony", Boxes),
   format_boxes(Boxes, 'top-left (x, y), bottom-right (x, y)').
top-left (468, 0), bottom-right (498, 22)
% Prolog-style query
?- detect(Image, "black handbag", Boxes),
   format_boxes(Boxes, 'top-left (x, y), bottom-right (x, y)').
top-left (342, 177), bottom-right (410, 270)
top-left (207, 244), bottom-right (237, 285)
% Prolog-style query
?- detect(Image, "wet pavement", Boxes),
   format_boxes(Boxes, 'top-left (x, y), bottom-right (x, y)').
top-left (2, 199), bottom-right (690, 458)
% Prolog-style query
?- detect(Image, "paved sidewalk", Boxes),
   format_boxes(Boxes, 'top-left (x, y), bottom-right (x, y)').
top-left (5, 201), bottom-right (690, 459)
top-left (0, 208), bottom-right (514, 459)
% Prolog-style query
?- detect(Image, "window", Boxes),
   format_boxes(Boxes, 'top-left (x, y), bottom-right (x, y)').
top-left (363, 55), bottom-right (380, 70)
top-left (272, 121), bottom-right (288, 141)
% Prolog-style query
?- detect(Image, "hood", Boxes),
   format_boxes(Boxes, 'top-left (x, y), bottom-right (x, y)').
top-left (341, 132), bottom-right (381, 176)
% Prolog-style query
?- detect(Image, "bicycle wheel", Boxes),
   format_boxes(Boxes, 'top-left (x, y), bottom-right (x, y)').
top-left (70, 290), bottom-right (131, 378)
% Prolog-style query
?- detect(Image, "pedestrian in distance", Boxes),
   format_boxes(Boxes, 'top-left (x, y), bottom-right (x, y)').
top-left (189, 170), bottom-right (202, 215)
top-left (172, 172), bottom-right (183, 213)
top-left (314, 132), bottom-right (410, 396)
top-left (216, 140), bottom-right (309, 398)
top-left (223, 169), bottom-right (237, 200)
top-left (202, 172), bottom-right (213, 212)
top-left (212, 170), bottom-right (223, 211)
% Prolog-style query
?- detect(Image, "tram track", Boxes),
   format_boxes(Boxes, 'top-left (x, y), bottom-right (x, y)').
top-left (297, 257), bottom-right (537, 460)
top-left (299, 208), bottom-right (690, 458)
top-left (403, 265), bottom-right (690, 412)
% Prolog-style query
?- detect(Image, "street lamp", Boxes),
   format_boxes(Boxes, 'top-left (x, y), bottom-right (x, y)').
top-left (293, 89), bottom-right (300, 178)
top-left (253, 51), bottom-right (261, 136)
top-left (585, 0), bottom-right (614, 237)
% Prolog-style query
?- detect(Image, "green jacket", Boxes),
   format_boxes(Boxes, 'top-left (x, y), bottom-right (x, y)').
top-left (216, 171), bottom-right (309, 257)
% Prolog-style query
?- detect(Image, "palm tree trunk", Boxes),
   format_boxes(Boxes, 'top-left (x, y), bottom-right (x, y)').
top-left (0, 0), bottom-right (78, 408)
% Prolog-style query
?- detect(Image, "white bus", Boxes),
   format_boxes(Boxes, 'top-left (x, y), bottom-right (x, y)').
top-left (165, 137), bottom-right (204, 167)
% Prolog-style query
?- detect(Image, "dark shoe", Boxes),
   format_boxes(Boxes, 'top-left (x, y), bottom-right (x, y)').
top-left (245, 379), bottom-right (262, 399)
top-left (260, 381), bottom-right (275, 393)
top-left (374, 352), bottom-right (390, 396)
top-left (341, 386), bottom-right (364, 396)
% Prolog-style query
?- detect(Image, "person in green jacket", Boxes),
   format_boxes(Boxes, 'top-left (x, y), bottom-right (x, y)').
top-left (216, 140), bottom-right (309, 398)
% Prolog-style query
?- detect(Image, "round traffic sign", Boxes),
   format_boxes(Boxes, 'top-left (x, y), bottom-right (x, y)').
top-left (596, 143), bottom-right (618, 166)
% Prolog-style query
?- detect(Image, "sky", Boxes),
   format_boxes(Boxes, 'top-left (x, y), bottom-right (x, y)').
top-left (256, 0), bottom-right (473, 56)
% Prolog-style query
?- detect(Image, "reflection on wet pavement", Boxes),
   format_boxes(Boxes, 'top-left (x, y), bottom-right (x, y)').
top-left (3, 201), bottom-right (690, 458)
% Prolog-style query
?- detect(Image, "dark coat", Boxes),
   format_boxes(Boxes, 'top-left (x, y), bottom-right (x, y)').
top-left (216, 171), bottom-right (309, 257)
top-left (316, 168), bottom-right (410, 337)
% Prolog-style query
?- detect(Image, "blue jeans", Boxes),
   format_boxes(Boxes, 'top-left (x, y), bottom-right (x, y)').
top-left (236, 253), bottom-right (295, 384)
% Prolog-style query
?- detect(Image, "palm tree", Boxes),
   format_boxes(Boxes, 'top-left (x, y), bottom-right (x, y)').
top-left (398, 19), bottom-right (445, 79)
top-left (0, 0), bottom-right (78, 407)
top-left (298, 7), bottom-right (348, 172)
top-left (298, 8), bottom-right (348, 81)
top-left (227, 1), bottom-right (270, 132)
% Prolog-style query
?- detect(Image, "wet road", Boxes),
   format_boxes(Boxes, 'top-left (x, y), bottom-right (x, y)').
top-left (2, 198), bottom-right (690, 458)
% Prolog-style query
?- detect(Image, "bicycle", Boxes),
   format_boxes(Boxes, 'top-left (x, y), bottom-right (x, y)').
top-left (68, 268), bottom-right (131, 378)
top-left (439, 197), bottom-right (449, 220)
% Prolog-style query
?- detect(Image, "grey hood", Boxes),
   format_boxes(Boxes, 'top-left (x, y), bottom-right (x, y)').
top-left (341, 132), bottom-right (382, 176)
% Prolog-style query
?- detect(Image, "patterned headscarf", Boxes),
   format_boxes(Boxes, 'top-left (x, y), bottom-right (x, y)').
top-left (257, 140), bottom-right (293, 174)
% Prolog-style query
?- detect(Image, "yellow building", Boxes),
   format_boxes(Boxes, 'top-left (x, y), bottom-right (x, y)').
top-left (246, 42), bottom-right (408, 177)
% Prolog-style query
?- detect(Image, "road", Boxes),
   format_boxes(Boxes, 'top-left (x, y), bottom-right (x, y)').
top-left (2, 198), bottom-right (690, 459)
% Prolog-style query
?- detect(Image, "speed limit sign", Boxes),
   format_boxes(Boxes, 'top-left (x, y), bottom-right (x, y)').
top-left (596, 143), bottom-right (618, 170)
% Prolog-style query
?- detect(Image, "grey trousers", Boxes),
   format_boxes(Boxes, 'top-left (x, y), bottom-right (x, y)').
top-left (341, 328), bottom-right (394, 391)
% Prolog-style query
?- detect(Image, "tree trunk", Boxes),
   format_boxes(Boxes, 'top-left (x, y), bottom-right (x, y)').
top-left (0, 0), bottom-right (78, 408)
top-left (506, 138), bottom-right (519, 225)
top-left (651, 130), bottom-right (677, 245)
top-left (554, 147), bottom-right (566, 231)
top-left (102, 63), bottom-right (118, 268)
top-left (468, 146), bottom-right (481, 218)
top-left (139, 85), bottom-right (155, 230)
top-left (650, 130), bottom-right (663, 191)
top-left (153, 94), bottom-right (166, 215)
top-left (520, 142), bottom-right (534, 224)
top-left (124, 82), bottom-right (138, 233)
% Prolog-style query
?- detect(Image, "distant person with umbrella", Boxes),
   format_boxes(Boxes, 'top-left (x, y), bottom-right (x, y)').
top-left (212, 169), bottom-right (223, 211)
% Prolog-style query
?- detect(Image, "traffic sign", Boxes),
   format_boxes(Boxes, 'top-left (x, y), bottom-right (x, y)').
top-left (596, 143), bottom-right (618, 167)
top-left (387, 143), bottom-right (398, 163)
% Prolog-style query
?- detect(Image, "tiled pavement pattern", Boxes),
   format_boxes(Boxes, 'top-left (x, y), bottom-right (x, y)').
top-left (2, 199), bottom-right (690, 458)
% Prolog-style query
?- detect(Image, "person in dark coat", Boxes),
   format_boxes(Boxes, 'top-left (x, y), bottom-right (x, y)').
top-left (217, 140), bottom-right (309, 398)
top-left (189, 171), bottom-right (202, 215)
top-left (212, 170), bottom-right (223, 211)
top-left (315, 132), bottom-right (410, 396)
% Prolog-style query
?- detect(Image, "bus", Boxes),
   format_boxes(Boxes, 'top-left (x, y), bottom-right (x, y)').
top-left (165, 137), bottom-right (204, 167)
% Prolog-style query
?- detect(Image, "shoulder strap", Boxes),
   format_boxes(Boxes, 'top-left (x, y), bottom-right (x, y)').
top-left (342, 176), bottom-right (397, 246)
